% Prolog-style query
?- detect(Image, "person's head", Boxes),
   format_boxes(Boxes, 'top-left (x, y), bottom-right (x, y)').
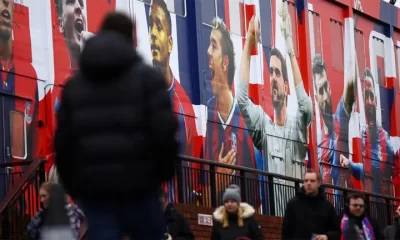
top-left (348, 193), bottom-right (366, 217)
top-left (312, 54), bottom-right (333, 128)
top-left (39, 182), bottom-right (55, 209)
top-left (222, 184), bottom-right (241, 213)
top-left (207, 17), bottom-right (235, 96)
top-left (100, 12), bottom-right (134, 43)
top-left (0, 0), bottom-right (14, 43)
top-left (55, 0), bottom-right (86, 53)
top-left (269, 48), bottom-right (288, 112)
top-left (303, 169), bottom-right (321, 195)
top-left (159, 189), bottom-right (169, 211)
top-left (363, 68), bottom-right (377, 127)
top-left (149, 0), bottom-right (172, 68)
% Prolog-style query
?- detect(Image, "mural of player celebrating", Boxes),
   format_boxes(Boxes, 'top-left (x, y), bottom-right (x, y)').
top-left (237, 2), bottom-right (312, 180)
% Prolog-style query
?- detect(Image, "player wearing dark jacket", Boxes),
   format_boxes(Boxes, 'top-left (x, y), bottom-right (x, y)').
top-left (54, 12), bottom-right (178, 240)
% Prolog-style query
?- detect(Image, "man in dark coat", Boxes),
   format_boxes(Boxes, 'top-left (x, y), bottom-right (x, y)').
top-left (384, 205), bottom-right (400, 240)
top-left (54, 12), bottom-right (178, 240)
top-left (282, 169), bottom-right (340, 240)
top-left (160, 190), bottom-right (194, 240)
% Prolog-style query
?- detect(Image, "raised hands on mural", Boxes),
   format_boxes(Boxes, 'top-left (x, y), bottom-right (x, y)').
top-left (217, 142), bottom-right (236, 176)
top-left (278, 1), bottom-right (294, 56)
top-left (354, 0), bottom-right (363, 12)
top-left (246, 15), bottom-right (260, 48)
top-left (340, 154), bottom-right (350, 168)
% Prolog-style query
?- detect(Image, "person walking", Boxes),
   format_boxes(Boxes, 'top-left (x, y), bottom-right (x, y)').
top-left (54, 11), bottom-right (178, 240)
top-left (282, 169), bottom-right (340, 240)
top-left (211, 184), bottom-right (263, 240)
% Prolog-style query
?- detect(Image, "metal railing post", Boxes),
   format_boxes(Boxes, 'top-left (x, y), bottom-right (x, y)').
top-left (240, 170), bottom-right (247, 203)
top-left (386, 198), bottom-right (392, 225)
top-left (209, 165), bottom-right (217, 208)
top-left (268, 175), bottom-right (275, 216)
top-left (175, 161), bottom-right (184, 203)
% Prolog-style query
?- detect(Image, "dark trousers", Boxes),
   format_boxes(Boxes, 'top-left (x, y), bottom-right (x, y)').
top-left (81, 193), bottom-right (165, 240)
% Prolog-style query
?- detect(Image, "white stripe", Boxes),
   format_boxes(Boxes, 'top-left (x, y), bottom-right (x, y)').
top-left (164, 0), bottom-right (175, 13)
top-left (308, 3), bottom-right (315, 59)
top-left (134, 1), bottom-right (152, 65)
top-left (194, 104), bottom-right (207, 137)
top-left (26, 0), bottom-right (53, 100)
top-left (229, 0), bottom-right (243, 36)
top-left (115, 0), bottom-right (132, 15)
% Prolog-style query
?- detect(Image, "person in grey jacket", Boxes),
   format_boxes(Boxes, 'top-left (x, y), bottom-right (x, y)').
top-left (384, 205), bottom-right (400, 240)
top-left (237, 3), bottom-right (312, 181)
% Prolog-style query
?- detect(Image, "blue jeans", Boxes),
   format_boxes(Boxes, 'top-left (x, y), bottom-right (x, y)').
top-left (81, 193), bottom-right (165, 240)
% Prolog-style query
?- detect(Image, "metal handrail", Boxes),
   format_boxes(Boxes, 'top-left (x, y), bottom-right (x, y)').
top-left (178, 154), bottom-right (400, 201)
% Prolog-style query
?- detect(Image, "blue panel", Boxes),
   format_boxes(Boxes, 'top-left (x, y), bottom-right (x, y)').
top-left (379, 86), bottom-right (395, 136)
top-left (200, 25), bottom-right (213, 104)
top-left (201, 0), bottom-right (216, 25)
top-left (216, 0), bottom-right (226, 21)
top-left (259, 0), bottom-right (272, 68)
top-left (174, 0), bottom-right (185, 16)
top-left (176, 0), bottom-right (201, 104)
top-left (295, 0), bottom-right (306, 24)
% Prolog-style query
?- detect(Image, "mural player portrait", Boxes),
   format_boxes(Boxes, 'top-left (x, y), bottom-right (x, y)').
top-left (341, 67), bottom-right (395, 196)
top-left (204, 17), bottom-right (258, 194)
top-left (237, 2), bottom-right (312, 180)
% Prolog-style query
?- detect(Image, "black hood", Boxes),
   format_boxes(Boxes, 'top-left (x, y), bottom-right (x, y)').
top-left (296, 186), bottom-right (326, 201)
top-left (79, 31), bottom-right (141, 81)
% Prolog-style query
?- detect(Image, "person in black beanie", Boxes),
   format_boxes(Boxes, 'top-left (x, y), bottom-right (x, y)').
top-left (211, 184), bottom-right (263, 240)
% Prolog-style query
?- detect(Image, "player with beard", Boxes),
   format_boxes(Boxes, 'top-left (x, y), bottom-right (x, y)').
top-left (204, 17), bottom-right (258, 195)
top-left (237, 4), bottom-right (312, 180)
top-left (149, 0), bottom-right (198, 203)
top-left (312, 55), bottom-right (357, 186)
top-left (312, 54), bottom-right (356, 209)
top-left (341, 68), bottom-right (395, 196)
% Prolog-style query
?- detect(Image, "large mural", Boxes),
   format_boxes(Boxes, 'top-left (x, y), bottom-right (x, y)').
top-left (2, 0), bottom-right (400, 215)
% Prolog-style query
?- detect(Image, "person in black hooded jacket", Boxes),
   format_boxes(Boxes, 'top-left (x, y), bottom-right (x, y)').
top-left (282, 169), bottom-right (340, 240)
top-left (160, 190), bottom-right (194, 240)
top-left (54, 12), bottom-right (178, 240)
top-left (384, 205), bottom-right (400, 240)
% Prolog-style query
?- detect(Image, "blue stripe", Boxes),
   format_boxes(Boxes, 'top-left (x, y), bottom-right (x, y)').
top-left (216, 0), bottom-right (226, 22)
top-left (379, 0), bottom-right (398, 28)
top-left (259, 0), bottom-right (272, 69)
top-left (177, 0), bottom-right (201, 105)
top-left (379, 86), bottom-right (394, 135)
top-left (295, 0), bottom-right (306, 24)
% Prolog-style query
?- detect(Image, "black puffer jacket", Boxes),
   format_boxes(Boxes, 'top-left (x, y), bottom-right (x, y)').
top-left (211, 202), bottom-right (263, 240)
top-left (281, 186), bottom-right (340, 240)
top-left (165, 203), bottom-right (194, 240)
top-left (54, 31), bottom-right (178, 200)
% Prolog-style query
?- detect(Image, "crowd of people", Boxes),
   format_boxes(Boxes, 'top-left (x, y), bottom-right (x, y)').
top-left (23, 9), bottom-right (400, 240)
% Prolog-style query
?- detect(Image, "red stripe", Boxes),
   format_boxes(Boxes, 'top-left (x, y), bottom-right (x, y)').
top-left (240, 4), bottom-right (257, 55)
top-left (86, 0), bottom-right (116, 33)
top-left (224, 0), bottom-right (230, 29)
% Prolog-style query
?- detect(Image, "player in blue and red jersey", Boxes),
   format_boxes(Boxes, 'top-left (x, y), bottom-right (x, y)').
top-left (312, 55), bottom-right (356, 189)
top-left (0, 0), bottom-right (39, 213)
top-left (203, 17), bottom-right (259, 205)
top-left (149, 0), bottom-right (199, 203)
top-left (341, 68), bottom-right (395, 196)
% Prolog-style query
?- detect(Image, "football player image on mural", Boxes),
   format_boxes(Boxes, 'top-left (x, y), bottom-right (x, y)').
top-left (148, 0), bottom-right (197, 156)
top-left (204, 17), bottom-right (257, 193)
top-left (0, 0), bottom-right (13, 71)
top-left (237, 2), bottom-right (312, 180)
top-left (54, 0), bottom-right (87, 69)
top-left (341, 68), bottom-right (395, 196)
top-left (313, 54), bottom-right (357, 189)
